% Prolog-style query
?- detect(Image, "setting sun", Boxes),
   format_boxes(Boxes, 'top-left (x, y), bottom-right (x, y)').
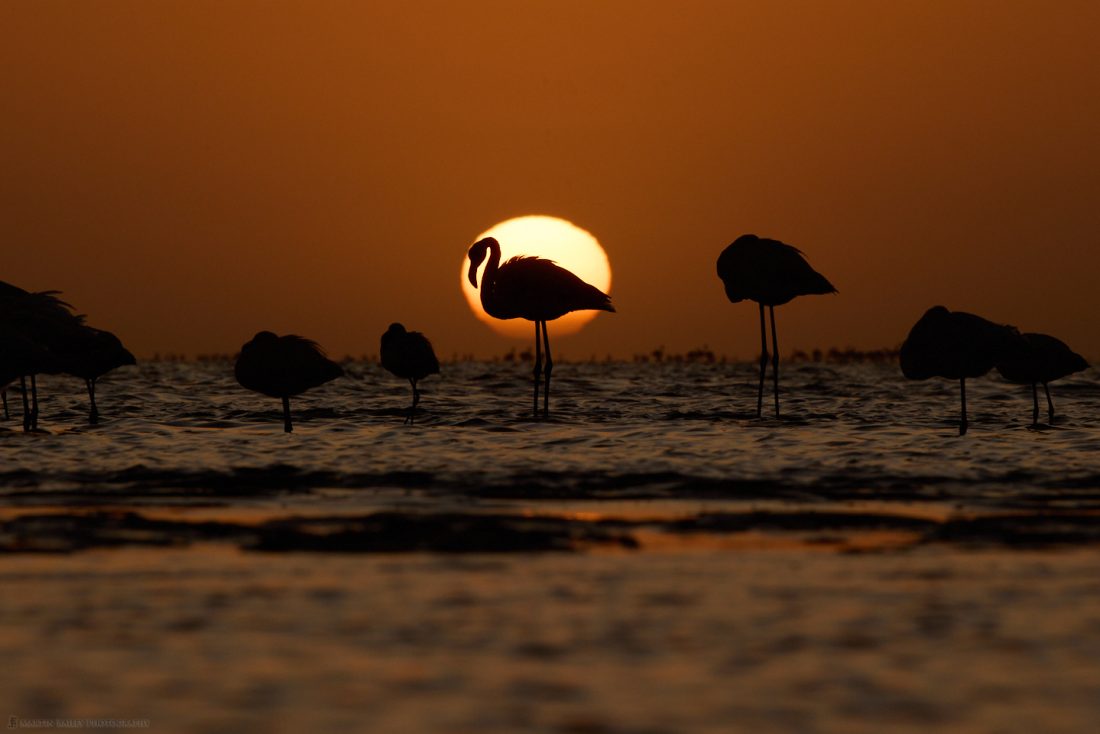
top-left (461, 215), bottom-right (612, 339)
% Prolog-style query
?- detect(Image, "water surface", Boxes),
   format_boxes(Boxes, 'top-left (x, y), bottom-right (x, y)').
top-left (2, 361), bottom-right (1099, 733)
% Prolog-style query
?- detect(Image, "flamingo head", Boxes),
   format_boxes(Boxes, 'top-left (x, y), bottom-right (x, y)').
top-left (467, 237), bottom-right (496, 288)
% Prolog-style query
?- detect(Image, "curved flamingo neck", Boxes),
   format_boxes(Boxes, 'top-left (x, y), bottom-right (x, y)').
top-left (479, 240), bottom-right (502, 312)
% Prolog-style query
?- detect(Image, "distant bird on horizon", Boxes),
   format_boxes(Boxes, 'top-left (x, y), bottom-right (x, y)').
top-left (716, 234), bottom-right (836, 417)
top-left (234, 331), bottom-right (344, 433)
top-left (995, 332), bottom-right (1088, 427)
top-left (380, 323), bottom-right (440, 423)
top-left (900, 306), bottom-right (1027, 436)
top-left (468, 236), bottom-right (615, 417)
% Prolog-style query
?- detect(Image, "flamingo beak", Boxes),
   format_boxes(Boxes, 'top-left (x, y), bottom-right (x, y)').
top-left (467, 262), bottom-right (479, 288)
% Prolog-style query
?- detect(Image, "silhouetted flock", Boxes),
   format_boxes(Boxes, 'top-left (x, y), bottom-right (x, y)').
top-left (0, 282), bottom-right (134, 431)
top-left (1, 234), bottom-right (1088, 435)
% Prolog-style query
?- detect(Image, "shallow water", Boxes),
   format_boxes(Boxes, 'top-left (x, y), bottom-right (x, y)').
top-left (2, 361), bottom-right (1099, 732)
top-left (4, 360), bottom-right (1100, 509)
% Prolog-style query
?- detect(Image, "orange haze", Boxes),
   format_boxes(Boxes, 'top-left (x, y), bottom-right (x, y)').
top-left (3, 1), bottom-right (1099, 360)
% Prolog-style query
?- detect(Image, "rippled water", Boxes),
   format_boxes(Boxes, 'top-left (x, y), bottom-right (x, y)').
top-left (3, 360), bottom-right (1100, 507)
top-left (2, 360), bottom-right (1100, 732)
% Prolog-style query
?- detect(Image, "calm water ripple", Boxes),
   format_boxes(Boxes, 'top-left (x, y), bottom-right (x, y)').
top-left (1, 360), bottom-right (1097, 514)
top-left (3, 361), bottom-right (1100, 732)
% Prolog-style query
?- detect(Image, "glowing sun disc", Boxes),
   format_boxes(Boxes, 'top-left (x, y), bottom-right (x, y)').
top-left (461, 215), bottom-right (612, 338)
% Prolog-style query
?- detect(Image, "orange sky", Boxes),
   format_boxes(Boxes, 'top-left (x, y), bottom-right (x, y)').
top-left (3, 1), bottom-right (1098, 360)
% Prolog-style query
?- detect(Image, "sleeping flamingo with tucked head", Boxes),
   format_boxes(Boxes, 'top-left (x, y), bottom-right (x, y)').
top-left (717, 234), bottom-right (836, 418)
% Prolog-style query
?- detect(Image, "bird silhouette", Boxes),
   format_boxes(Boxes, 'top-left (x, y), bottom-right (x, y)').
top-left (995, 332), bottom-right (1088, 426)
top-left (2, 282), bottom-right (137, 428)
top-left (0, 324), bottom-right (56, 431)
top-left (468, 236), bottom-right (615, 417)
top-left (61, 327), bottom-right (137, 425)
top-left (900, 306), bottom-right (1027, 435)
top-left (716, 234), bottom-right (836, 417)
top-left (0, 282), bottom-right (82, 431)
top-left (380, 323), bottom-right (440, 424)
top-left (235, 331), bottom-right (344, 433)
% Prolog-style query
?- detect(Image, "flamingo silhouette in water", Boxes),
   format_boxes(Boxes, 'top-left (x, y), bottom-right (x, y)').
top-left (0, 282), bottom-right (136, 430)
top-left (716, 234), bottom-right (836, 417)
top-left (0, 325), bottom-right (56, 432)
top-left (62, 327), bottom-right (137, 425)
top-left (996, 332), bottom-right (1088, 427)
top-left (0, 283), bottom-right (75, 431)
top-left (467, 237), bottom-right (615, 417)
top-left (380, 323), bottom-right (440, 423)
top-left (235, 331), bottom-right (344, 433)
top-left (900, 306), bottom-right (1027, 436)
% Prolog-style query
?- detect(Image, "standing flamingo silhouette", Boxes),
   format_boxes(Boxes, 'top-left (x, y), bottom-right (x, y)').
top-left (61, 327), bottom-right (137, 425)
top-left (0, 325), bottom-right (56, 432)
top-left (467, 237), bottom-right (615, 417)
top-left (995, 332), bottom-right (1088, 426)
top-left (716, 235), bottom-right (836, 417)
top-left (900, 306), bottom-right (1027, 435)
top-left (380, 323), bottom-right (440, 423)
top-left (235, 331), bottom-right (344, 432)
top-left (0, 282), bottom-right (82, 431)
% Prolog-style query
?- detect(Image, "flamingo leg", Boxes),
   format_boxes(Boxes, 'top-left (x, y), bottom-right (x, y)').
top-left (282, 395), bottom-right (293, 433)
top-left (20, 376), bottom-right (30, 433)
top-left (2, 389), bottom-right (8, 421)
top-left (533, 320), bottom-right (542, 417)
top-left (769, 306), bottom-right (780, 417)
top-left (959, 377), bottom-right (968, 436)
top-left (405, 378), bottom-right (418, 425)
top-left (542, 320), bottom-right (552, 417)
top-left (87, 378), bottom-right (99, 426)
top-left (1044, 381), bottom-right (1055, 424)
top-left (756, 304), bottom-right (767, 418)
top-left (30, 374), bottom-right (39, 430)
top-left (1031, 383), bottom-right (1039, 427)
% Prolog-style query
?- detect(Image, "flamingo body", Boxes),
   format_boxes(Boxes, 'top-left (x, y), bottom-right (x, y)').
top-left (995, 332), bottom-right (1088, 426)
top-left (235, 331), bottom-right (343, 432)
top-left (900, 306), bottom-right (1027, 434)
top-left (996, 333), bottom-right (1087, 386)
top-left (716, 234), bottom-right (836, 417)
top-left (0, 326), bottom-right (56, 387)
top-left (717, 234), bottom-right (836, 306)
top-left (468, 239), bottom-right (614, 321)
top-left (60, 327), bottom-right (137, 425)
top-left (380, 323), bottom-right (440, 422)
top-left (61, 328), bottom-right (136, 381)
top-left (900, 307), bottom-right (1024, 381)
top-left (0, 281), bottom-right (137, 429)
top-left (467, 237), bottom-right (614, 416)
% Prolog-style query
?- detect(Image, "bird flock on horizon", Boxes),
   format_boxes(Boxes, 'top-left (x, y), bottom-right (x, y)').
top-left (0, 234), bottom-right (1089, 436)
